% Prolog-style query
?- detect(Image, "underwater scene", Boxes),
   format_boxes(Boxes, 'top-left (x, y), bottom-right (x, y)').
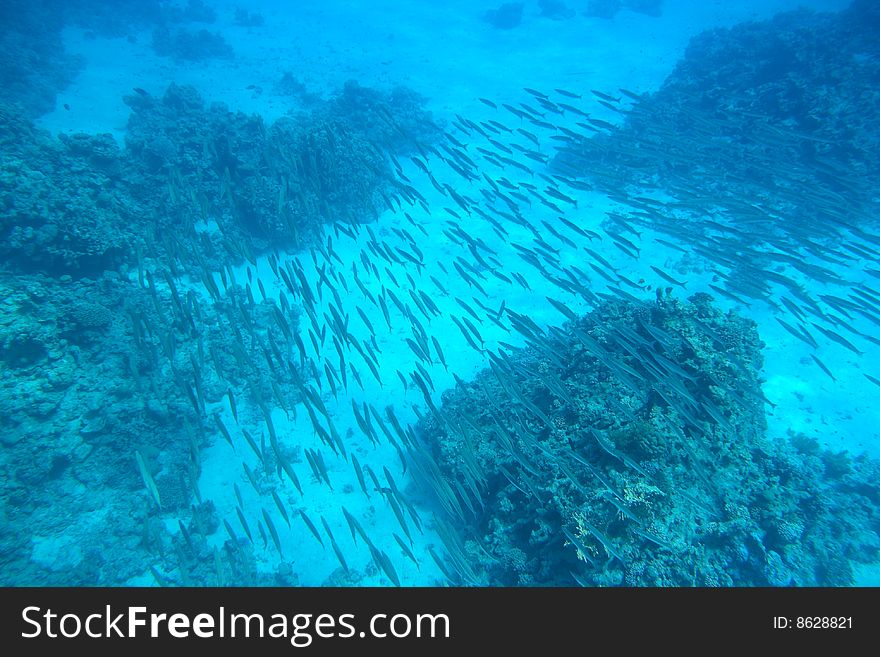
top-left (1, 0), bottom-right (879, 587)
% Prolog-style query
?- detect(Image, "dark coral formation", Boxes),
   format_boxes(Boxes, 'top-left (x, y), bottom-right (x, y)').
top-left (273, 73), bottom-right (321, 106)
top-left (0, 109), bottom-right (133, 278)
top-left (539, 1), bottom-right (576, 21)
top-left (0, 0), bottom-right (234, 118)
top-left (65, 0), bottom-right (217, 38)
top-left (552, 2), bottom-right (880, 303)
top-left (0, 257), bottom-right (305, 584)
top-left (62, 0), bottom-right (165, 38)
top-left (151, 26), bottom-right (233, 62)
top-left (584, 0), bottom-right (621, 19)
top-left (0, 0), bottom-right (84, 116)
top-left (556, 3), bottom-right (880, 216)
top-left (234, 7), bottom-right (265, 28)
top-left (0, 80), bottom-right (438, 280)
top-left (120, 81), bottom-right (435, 262)
top-left (625, 0), bottom-right (663, 17)
top-left (414, 296), bottom-right (880, 585)
top-left (485, 3), bottom-right (525, 30)
top-left (585, 0), bottom-right (662, 20)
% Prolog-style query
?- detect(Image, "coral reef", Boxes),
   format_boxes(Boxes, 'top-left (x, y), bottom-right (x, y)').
top-left (0, 106), bottom-right (134, 278)
top-left (0, 256), bottom-right (306, 585)
top-left (485, 3), bottom-right (525, 30)
top-left (539, 1), bottom-right (576, 21)
top-left (234, 7), bottom-right (265, 28)
top-left (0, 77), bottom-right (438, 280)
top-left (273, 73), bottom-right (321, 106)
top-left (0, 77), bottom-right (439, 585)
top-left (558, 4), bottom-right (880, 203)
top-left (552, 3), bottom-right (880, 300)
top-left (0, 0), bottom-right (232, 117)
top-left (61, 0), bottom-right (165, 38)
top-left (0, 0), bottom-right (84, 116)
top-left (122, 80), bottom-right (436, 260)
top-left (414, 296), bottom-right (880, 585)
top-left (625, 0), bottom-right (663, 17)
top-left (584, 0), bottom-right (663, 19)
top-left (584, 0), bottom-right (621, 20)
top-left (151, 26), bottom-right (233, 62)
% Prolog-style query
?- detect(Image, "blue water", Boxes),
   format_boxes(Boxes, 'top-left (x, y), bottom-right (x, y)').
top-left (1, 0), bottom-right (878, 587)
